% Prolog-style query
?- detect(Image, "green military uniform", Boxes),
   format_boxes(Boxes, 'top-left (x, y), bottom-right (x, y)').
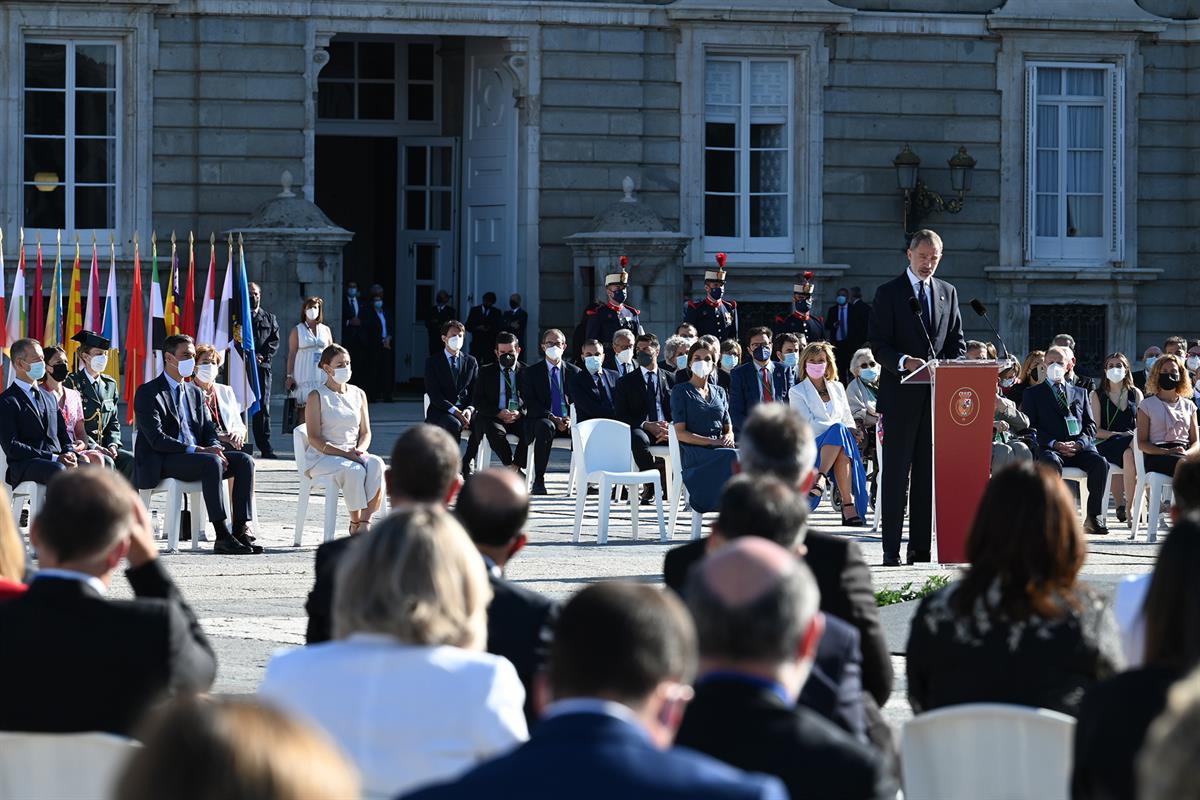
top-left (65, 331), bottom-right (136, 482)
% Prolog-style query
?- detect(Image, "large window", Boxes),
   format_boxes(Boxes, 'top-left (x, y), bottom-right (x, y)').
top-left (1026, 63), bottom-right (1122, 262)
top-left (703, 56), bottom-right (792, 255)
top-left (318, 40), bottom-right (439, 124)
top-left (23, 41), bottom-right (119, 234)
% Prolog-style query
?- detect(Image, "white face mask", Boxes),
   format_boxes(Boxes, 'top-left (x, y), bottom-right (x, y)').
top-left (1187, 356), bottom-right (1200, 372)
top-left (194, 363), bottom-right (218, 384)
top-left (89, 353), bottom-right (108, 373)
top-left (544, 346), bottom-right (563, 362)
top-left (614, 348), bottom-right (634, 365)
top-left (1145, 356), bottom-right (1158, 370)
top-left (447, 335), bottom-right (464, 352)
top-left (1045, 362), bottom-right (1066, 383)
top-left (1106, 366), bottom-right (1127, 384)
top-left (691, 360), bottom-right (713, 378)
top-left (305, 307), bottom-right (320, 321)
top-left (332, 366), bottom-right (352, 385)
top-left (176, 357), bottom-right (196, 379)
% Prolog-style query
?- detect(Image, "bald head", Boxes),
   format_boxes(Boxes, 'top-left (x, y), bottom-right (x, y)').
top-left (455, 468), bottom-right (529, 549)
top-left (702, 537), bottom-right (797, 608)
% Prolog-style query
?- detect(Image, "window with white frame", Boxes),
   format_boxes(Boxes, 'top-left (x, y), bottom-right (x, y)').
top-left (704, 56), bottom-right (792, 255)
top-left (1026, 62), bottom-right (1123, 263)
top-left (23, 41), bottom-right (119, 234)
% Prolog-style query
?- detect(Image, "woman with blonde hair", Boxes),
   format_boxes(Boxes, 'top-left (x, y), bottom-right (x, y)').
top-left (0, 487), bottom-right (27, 600)
top-left (116, 695), bottom-right (360, 800)
top-left (1091, 352), bottom-right (1141, 523)
top-left (788, 341), bottom-right (869, 526)
top-left (1010, 349), bottom-right (1046, 407)
top-left (285, 296), bottom-right (333, 411)
top-left (1137, 353), bottom-right (1199, 477)
top-left (259, 507), bottom-right (527, 799)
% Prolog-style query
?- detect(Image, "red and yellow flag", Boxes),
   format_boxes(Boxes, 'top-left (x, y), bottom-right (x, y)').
top-left (64, 236), bottom-right (84, 364)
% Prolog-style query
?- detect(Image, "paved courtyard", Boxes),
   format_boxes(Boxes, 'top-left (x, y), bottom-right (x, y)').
top-left (93, 396), bottom-right (1158, 734)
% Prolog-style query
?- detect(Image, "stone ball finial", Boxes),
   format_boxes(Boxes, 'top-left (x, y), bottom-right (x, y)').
top-left (621, 176), bottom-right (636, 203)
top-left (279, 170), bottom-right (296, 198)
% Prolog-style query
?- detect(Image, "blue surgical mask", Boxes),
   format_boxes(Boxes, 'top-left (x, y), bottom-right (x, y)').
top-left (584, 355), bottom-right (603, 374)
top-left (752, 345), bottom-right (772, 363)
top-left (26, 360), bottom-right (46, 381)
top-left (836, 295), bottom-right (847, 306)
top-left (612, 288), bottom-right (627, 305)
top-left (860, 366), bottom-right (880, 383)
top-left (720, 354), bottom-right (737, 371)
top-left (373, 299), bottom-right (383, 310)
top-left (1145, 356), bottom-right (1158, 370)
top-left (783, 352), bottom-right (799, 368)
top-left (675, 354), bottom-right (688, 370)
top-left (709, 286), bottom-right (724, 302)
top-left (347, 287), bottom-right (358, 298)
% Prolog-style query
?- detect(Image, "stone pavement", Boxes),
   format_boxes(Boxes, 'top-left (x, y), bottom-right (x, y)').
top-left (100, 395), bottom-right (1159, 735)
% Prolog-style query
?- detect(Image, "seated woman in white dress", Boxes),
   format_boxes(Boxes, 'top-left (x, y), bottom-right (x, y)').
top-left (193, 344), bottom-right (248, 451)
top-left (788, 341), bottom-right (869, 527)
top-left (258, 507), bottom-right (528, 800)
top-left (304, 344), bottom-right (385, 534)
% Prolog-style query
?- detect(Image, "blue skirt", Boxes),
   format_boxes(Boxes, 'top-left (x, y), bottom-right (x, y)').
top-left (679, 442), bottom-right (739, 514)
top-left (812, 423), bottom-right (870, 517)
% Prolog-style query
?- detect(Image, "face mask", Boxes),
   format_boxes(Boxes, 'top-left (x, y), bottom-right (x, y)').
top-left (611, 288), bottom-right (627, 305)
top-left (194, 363), bottom-right (218, 384)
top-left (861, 367), bottom-right (881, 383)
top-left (584, 355), bottom-right (603, 374)
top-left (1000, 376), bottom-right (1017, 389)
top-left (805, 362), bottom-right (826, 380)
top-left (783, 352), bottom-right (799, 369)
top-left (708, 286), bottom-right (724, 302)
top-left (347, 288), bottom-right (358, 298)
top-left (720, 354), bottom-right (737, 371)
top-left (1159, 373), bottom-right (1181, 391)
top-left (332, 366), bottom-right (352, 385)
top-left (795, 299), bottom-right (811, 314)
top-left (176, 358), bottom-right (196, 379)
top-left (1045, 363), bottom-right (1066, 383)
top-left (836, 295), bottom-right (847, 306)
top-left (544, 346), bottom-right (563, 362)
top-left (1145, 356), bottom-right (1158, 370)
top-left (1106, 366), bottom-right (1127, 383)
top-left (752, 345), bottom-right (771, 363)
top-left (250, 298), bottom-right (260, 310)
top-left (373, 299), bottom-right (383, 310)
top-left (1032, 365), bottom-right (1045, 383)
top-left (447, 335), bottom-right (464, 352)
top-left (691, 360), bottom-right (713, 378)
top-left (615, 348), bottom-right (634, 365)
top-left (48, 363), bottom-right (69, 383)
top-left (26, 360), bottom-right (45, 381)
top-left (89, 354), bottom-right (109, 373)
top-left (510, 300), bottom-right (520, 310)
top-left (675, 354), bottom-right (689, 370)
top-left (636, 350), bottom-right (656, 368)
top-left (498, 352), bottom-right (517, 369)
top-left (1187, 356), bottom-right (1200, 372)
top-left (305, 307), bottom-right (320, 321)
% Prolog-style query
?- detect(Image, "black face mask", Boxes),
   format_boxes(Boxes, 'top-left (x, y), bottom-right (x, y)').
top-left (795, 299), bottom-right (811, 314)
top-left (636, 350), bottom-right (656, 368)
top-left (1160, 373), bottom-right (1180, 391)
top-left (509, 300), bottom-right (520, 310)
top-left (48, 363), bottom-right (69, 383)
top-left (498, 352), bottom-right (517, 369)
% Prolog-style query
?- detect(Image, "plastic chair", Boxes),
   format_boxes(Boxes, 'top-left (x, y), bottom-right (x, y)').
top-left (572, 418), bottom-right (665, 544)
top-left (1060, 467), bottom-right (1091, 525)
top-left (423, 393), bottom-right (470, 441)
top-left (870, 423), bottom-right (884, 533)
top-left (666, 423), bottom-right (704, 540)
top-left (0, 730), bottom-right (140, 799)
top-left (1129, 436), bottom-right (1173, 543)
top-left (0, 445), bottom-right (44, 529)
top-left (900, 703), bottom-right (1075, 800)
top-left (139, 479), bottom-right (208, 553)
top-left (292, 423), bottom-right (342, 546)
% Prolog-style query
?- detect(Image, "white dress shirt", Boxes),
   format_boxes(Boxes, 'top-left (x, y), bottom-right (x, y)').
top-left (259, 635), bottom-right (527, 799)
top-left (788, 379), bottom-right (856, 437)
top-left (901, 266), bottom-right (934, 371)
top-left (752, 360), bottom-right (776, 403)
top-left (164, 373), bottom-right (197, 452)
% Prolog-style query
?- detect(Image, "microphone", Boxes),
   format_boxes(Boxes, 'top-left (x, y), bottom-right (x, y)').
top-left (908, 296), bottom-right (937, 361)
top-left (969, 298), bottom-right (1014, 367)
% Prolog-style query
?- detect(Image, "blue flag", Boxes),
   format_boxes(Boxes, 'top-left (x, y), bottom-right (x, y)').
top-left (232, 241), bottom-right (261, 417)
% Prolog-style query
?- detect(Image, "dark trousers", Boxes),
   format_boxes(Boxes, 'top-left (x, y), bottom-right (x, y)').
top-left (528, 418), bottom-right (569, 483)
top-left (113, 449), bottom-right (136, 483)
top-left (631, 427), bottom-right (657, 472)
top-left (158, 450), bottom-right (255, 528)
top-left (366, 343), bottom-right (394, 401)
top-left (426, 409), bottom-right (464, 438)
top-left (466, 417), bottom-right (528, 470)
top-left (1037, 445), bottom-right (1108, 518)
top-left (882, 396), bottom-right (933, 559)
top-left (9, 457), bottom-right (65, 486)
top-left (252, 366), bottom-right (273, 454)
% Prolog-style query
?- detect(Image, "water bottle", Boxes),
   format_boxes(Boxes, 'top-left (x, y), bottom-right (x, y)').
top-left (151, 509), bottom-right (162, 540)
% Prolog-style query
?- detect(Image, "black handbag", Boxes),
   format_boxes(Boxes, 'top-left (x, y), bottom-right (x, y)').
top-left (281, 397), bottom-right (298, 434)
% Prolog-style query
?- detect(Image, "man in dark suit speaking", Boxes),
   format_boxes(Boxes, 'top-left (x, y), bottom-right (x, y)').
top-left (867, 229), bottom-right (966, 566)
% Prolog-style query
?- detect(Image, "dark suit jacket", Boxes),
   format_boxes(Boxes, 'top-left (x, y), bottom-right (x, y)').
top-left (1020, 380), bottom-right (1098, 451)
top-left (425, 304), bottom-right (456, 355)
top-left (800, 614), bottom-right (866, 741)
top-left (569, 368), bottom-right (619, 422)
top-left (614, 368), bottom-right (674, 429)
top-left (465, 304), bottom-right (502, 361)
top-left (0, 562), bottom-right (216, 736)
top-left (304, 535), bottom-right (354, 645)
top-left (132, 374), bottom-right (220, 491)
top-left (520, 359), bottom-right (580, 422)
top-left (402, 712), bottom-right (787, 800)
top-left (424, 351), bottom-right (478, 416)
top-left (1132, 369), bottom-right (1148, 394)
top-left (675, 679), bottom-right (896, 800)
top-left (827, 300), bottom-right (870, 349)
top-left (728, 362), bottom-right (790, 433)
top-left (500, 308), bottom-right (529, 351)
top-left (342, 296), bottom-right (367, 348)
top-left (487, 571), bottom-right (559, 725)
top-left (867, 271), bottom-right (966, 416)
top-left (362, 306), bottom-right (394, 351)
top-left (471, 362), bottom-right (527, 420)
top-left (0, 382), bottom-right (71, 484)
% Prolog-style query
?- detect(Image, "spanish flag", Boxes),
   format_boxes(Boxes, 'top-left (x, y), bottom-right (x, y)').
top-left (64, 236), bottom-right (84, 364)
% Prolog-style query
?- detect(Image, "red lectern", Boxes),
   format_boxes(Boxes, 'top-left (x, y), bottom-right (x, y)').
top-left (901, 359), bottom-right (1000, 563)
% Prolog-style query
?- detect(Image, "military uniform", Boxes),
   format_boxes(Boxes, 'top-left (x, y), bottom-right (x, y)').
top-left (251, 304), bottom-right (280, 456)
top-left (685, 253), bottom-right (738, 342)
top-left (586, 303), bottom-right (642, 368)
top-left (65, 367), bottom-right (134, 481)
top-left (774, 312), bottom-right (825, 345)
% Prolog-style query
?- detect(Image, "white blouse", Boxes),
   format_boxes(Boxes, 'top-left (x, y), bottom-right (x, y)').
top-left (788, 378), bottom-right (857, 437)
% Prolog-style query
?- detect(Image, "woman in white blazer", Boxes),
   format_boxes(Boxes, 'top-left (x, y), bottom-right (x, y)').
top-left (788, 341), bottom-right (869, 526)
top-left (194, 344), bottom-right (249, 450)
top-left (259, 507), bottom-right (527, 800)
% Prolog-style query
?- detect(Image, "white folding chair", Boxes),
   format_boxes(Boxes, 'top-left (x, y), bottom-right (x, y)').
top-left (1129, 436), bottom-right (1173, 543)
top-left (0, 731), bottom-right (140, 800)
top-left (1060, 468), bottom-right (1091, 525)
top-left (666, 423), bottom-right (703, 540)
top-left (572, 418), bottom-right (665, 544)
top-left (870, 423), bottom-right (884, 533)
top-left (423, 393), bottom-right (470, 441)
top-left (292, 423), bottom-right (341, 546)
top-left (139, 479), bottom-right (208, 553)
top-left (900, 703), bottom-right (1075, 800)
top-left (0, 446), bottom-right (44, 530)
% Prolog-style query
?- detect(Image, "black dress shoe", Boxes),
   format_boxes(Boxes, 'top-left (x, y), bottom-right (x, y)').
top-left (882, 556), bottom-right (902, 567)
top-left (213, 537), bottom-right (253, 555)
top-left (259, 450), bottom-right (278, 460)
top-left (531, 482), bottom-right (548, 496)
top-left (907, 551), bottom-right (932, 565)
top-left (1085, 517), bottom-right (1109, 536)
top-left (233, 524), bottom-right (264, 554)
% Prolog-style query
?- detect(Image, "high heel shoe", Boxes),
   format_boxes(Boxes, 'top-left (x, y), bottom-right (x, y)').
top-left (841, 502), bottom-right (865, 527)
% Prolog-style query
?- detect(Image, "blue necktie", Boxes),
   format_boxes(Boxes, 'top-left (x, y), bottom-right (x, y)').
top-left (918, 281), bottom-right (933, 332)
top-left (646, 373), bottom-right (659, 421)
top-left (550, 366), bottom-right (564, 416)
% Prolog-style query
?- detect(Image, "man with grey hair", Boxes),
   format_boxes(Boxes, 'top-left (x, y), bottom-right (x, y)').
top-left (676, 538), bottom-right (895, 799)
top-left (610, 328), bottom-right (637, 377)
top-left (1050, 333), bottom-right (1096, 392)
top-left (1021, 344), bottom-right (1109, 534)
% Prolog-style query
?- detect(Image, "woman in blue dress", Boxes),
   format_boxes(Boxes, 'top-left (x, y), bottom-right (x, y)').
top-left (671, 340), bottom-right (738, 513)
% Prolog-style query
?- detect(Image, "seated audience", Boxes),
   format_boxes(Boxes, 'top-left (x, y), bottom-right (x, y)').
top-left (992, 360), bottom-right (1033, 472)
top-left (402, 582), bottom-right (787, 799)
top-left (675, 335), bottom-right (723, 387)
top-left (1009, 349), bottom-right (1045, 408)
top-left (0, 337), bottom-right (76, 485)
top-left (0, 487), bottom-right (27, 600)
top-left (676, 322), bottom-right (698, 340)
top-left (42, 345), bottom-right (111, 466)
top-left (304, 344), bottom-right (385, 535)
top-left (1136, 666), bottom-right (1200, 800)
top-left (672, 340), bottom-right (737, 514)
top-left (192, 344), bottom-right (248, 451)
top-left (569, 338), bottom-right (618, 422)
top-left (729, 326), bottom-right (789, 434)
top-left (455, 468), bottom-right (560, 724)
top-left (774, 332), bottom-right (802, 388)
top-left (1132, 345), bottom-right (1161, 393)
top-left (907, 461), bottom-right (1123, 716)
top-left (423, 319), bottom-right (478, 438)
top-left (677, 538), bottom-right (896, 800)
top-left (964, 339), bottom-right (989, 360)
top-left (115, 696), bottom-right (360, 800)
top-left (0, 468), bottom-right (216, 735)
top-left (613, 333), bottom-right (673, 502)
top-left (306, 423), bottom-right (463, 644)
top-left (262, 507), bottom-right (527, 799)
top-left (719, 338), bottom-right (741, 377)
top-left (465, 331), bottom-right (528, 473)
top-left (845, 347), bottom-right (881, 498)
top-left (65, 329), bottom-right (135, 480)
top-left (610, 328), bottom-right (637, 378)
top-left (1136, 353), bottom-right (1198, 477)
top-left (1051, 333), bottom-right (1097, 393)
top-left (1072, 512), bottom-right (1200, 800)
top-left (521, 329), bottom-right (579, 495)
top-left (1091, 352), bottom-right (1141, 523)
top-left (789, 341), bottom-right (868, 526)
top-left (662, 334), bottom-right (694, 374)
